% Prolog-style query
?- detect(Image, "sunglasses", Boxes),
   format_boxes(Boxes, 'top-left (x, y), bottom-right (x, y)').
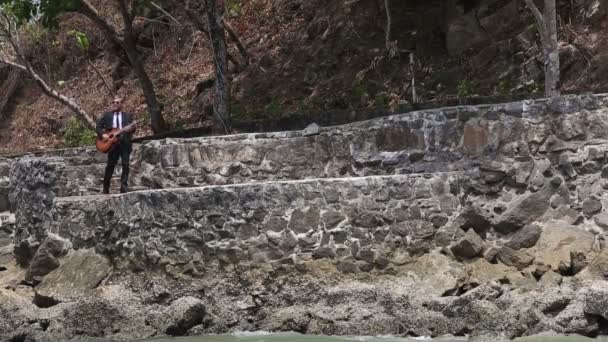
top-left (112, 101), bottom-right (122, 104)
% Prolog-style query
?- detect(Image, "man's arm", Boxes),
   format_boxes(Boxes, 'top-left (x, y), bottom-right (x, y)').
top-left (125, 113), bottom-right (137, 134)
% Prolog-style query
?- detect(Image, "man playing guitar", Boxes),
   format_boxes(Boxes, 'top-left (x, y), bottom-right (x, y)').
top-left (96, 97), bottom-right (137, 194)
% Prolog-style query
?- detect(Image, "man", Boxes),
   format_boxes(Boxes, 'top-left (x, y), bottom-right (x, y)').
top-left (96, 97), bottom-right (137, 194)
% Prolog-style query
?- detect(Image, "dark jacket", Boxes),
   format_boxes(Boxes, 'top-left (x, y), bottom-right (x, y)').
top-left (96, 111), bottom-right (136, 145)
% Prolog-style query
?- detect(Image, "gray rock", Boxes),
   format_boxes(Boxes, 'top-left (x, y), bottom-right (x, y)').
top-left (26, 233), bottom-right (72, 281)
top-left (582, 197), bottom-right (602, 217)
top-left (506, 224), bottom-right (542, 250)
top-left (36, 249), bottom-right (111, 302)
top-left (594, 212), bottom-right (608, 230)
top-left (495, 186), bottom-right (553, 233)
top-left (496, 246), bottom-right (534, 270)
top-left (584, 284), bottom-right (608, 320)
top-left (155, 296), bottom-right (206, 336)
top-left (288, 206), bottom-right (320, 234)
top-left (450, 229), bottom-right (485, 259)
top-left (302, 123), bottom-right (321, 136)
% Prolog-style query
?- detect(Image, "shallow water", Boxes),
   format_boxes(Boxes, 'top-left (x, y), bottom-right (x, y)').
top-left (128, 333), bottom-right (608, 342)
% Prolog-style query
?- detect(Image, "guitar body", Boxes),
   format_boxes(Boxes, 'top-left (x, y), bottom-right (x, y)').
top-left (96, 128), bottom-right (121, 153)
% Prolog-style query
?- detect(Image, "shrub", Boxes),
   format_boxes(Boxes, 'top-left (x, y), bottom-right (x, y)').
top-left (63, 117), bottom-right (96, 148)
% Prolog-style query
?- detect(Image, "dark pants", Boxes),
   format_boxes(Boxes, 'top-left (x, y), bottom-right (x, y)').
top-left (103, 142), bottom-right (131, 193)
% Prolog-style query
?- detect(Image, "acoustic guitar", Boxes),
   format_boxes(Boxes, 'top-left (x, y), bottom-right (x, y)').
top-left (96, 121), bottom-right (138, 153)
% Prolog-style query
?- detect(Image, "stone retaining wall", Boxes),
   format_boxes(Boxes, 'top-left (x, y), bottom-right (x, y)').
top-left (51, 173), bottom-right (466, 272)
top-left (7, 94), bottom-right (608, 198)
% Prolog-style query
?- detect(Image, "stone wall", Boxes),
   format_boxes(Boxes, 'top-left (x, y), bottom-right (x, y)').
top-left (51, 173), bottom-right (466, 272)
top-left (6, 93), bottom-right (608, 198)
top-left (5, 94), bottom-right (608, 341)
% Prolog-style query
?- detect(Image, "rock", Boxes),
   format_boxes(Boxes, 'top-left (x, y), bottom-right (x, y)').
top-left (429, 213), bottom-right (448, 228)
top-left (155, 296), bottom-right (206, 336)
top-left (495, 186), bottom-right (553, 233)
top-left (36, 249), bottom-right (111, 302)
top-left (312, 246), bottom-right (336, 259)
top-left (496, 246), bottom-right (534, 270)
top-left (538, 270), bottom-right (562, 287)
top-left (434, 226), bottom-right (465, 247)
top-left (288, 206), bottom-right (320, 234)
top-left (451, 205), bottom-right (492, 234)
top-left (483, 247), bottom-right (499, 263)
top-left (506, 224), bottom-right (542, 250)
top-left (450, 229), bottom-right (485, 260)
top-left (302, 123), bottom-right (321, 136)
top-left (580, 249), bottom-right (608, 279)
top-left (534, 221), bottom-right (594, 272)
top-left (26, 233), bottom-right (72, 280)
top-left (583, 284), bottom-right (608, 320)
top-left (336, 260), bottom-right (358, 273)
top-left (593, 212), bottom-right (608, 230)
top-left (582, 197), bottom-right (602, 217)
top-left (570, 251), bottom-right (589, 275)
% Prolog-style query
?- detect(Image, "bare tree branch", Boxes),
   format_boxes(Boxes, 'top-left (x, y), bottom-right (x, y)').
top-left (150, 1), bottom-right (182, 26)
top-left (384, 0), bottom-right (391, 50)
top-left (223, 18), bottom-right (249, 65)
top-left (76, 0), bottom-right (125, 50)
top-left (0, 11), bottom-right (96, 128)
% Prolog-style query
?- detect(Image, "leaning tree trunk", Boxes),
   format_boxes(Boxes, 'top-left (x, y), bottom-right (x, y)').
top-left (523, 0), bottom-right (560, 97)
top-left (204, 0), bottom-right (232, 133)
top-left (0, 67), bottom-right (22, 121)
top-left (117, 0), bottom-right (167, 133)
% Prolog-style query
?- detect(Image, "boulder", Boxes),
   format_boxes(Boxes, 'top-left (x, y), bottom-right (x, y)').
top-left (494, 186), bottom-right (553, 233)
top-left (26, 233), bottom-right (72, 281)
top-left (533, 221), bottom-right (594, 272)
top-left (450, 229), bottom-right (485, 259)
top-left (36, 249), bottom-right (111, 302)
top-left (154, 296), bottom-right (206, 336)
top-left (496, 246), bottom-right (534, 270)
top-left (583, 284), bottom-right (608, 320)
top-left (506, 224), bottom-right (542, 250)
top-left (582, 197), bottom-right (602, 217)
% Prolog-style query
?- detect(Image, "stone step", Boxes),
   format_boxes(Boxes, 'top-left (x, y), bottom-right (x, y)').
top-left (9, 94), bottom-right (608, 198)
top-left (51, 172), bottom-right (467, 272)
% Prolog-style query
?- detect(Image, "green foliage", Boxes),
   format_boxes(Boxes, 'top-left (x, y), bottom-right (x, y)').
top-left (0, 0), bottom-right (37, 25)
top-left (373, 92), bottom-right (390, 106)
top-left (63, 117), bottom-right (96, 148)
top-left (226, 0), bottom-right (242, 17)
top-left (22, 21), bottom-right (45, 43)
top-left (67, 29), bottom-right (89, 50)
top-left (351, 85), bottom-right (368, 106)
top-left (496, 79), bottom-right (511, 95)
top-left (265, 97), bottom-right (282, 117)
top-left (0, 0), bottom-right (80, 27)
top-left (457, 79), bottom-right (474, 98)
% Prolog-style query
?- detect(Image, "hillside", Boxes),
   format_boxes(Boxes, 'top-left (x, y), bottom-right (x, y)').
top-left (1, 0), bottom-right (608, 153)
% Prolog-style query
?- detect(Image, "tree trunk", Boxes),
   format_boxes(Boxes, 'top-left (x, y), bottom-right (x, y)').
top-left (384, 0), bottom-right (391, 50)
top-left (185, 3), bottom-right (241, 68)
top-left (543, 0), bottom-right (560, 97)
top-left (116, 0), bottom-right (167, 133)
top-left (204, 0), bottom-right (231, 133)
top-left (523, 0), bottom-right (560, 98)
top-left (0, 68), bottom-right (22, 122)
